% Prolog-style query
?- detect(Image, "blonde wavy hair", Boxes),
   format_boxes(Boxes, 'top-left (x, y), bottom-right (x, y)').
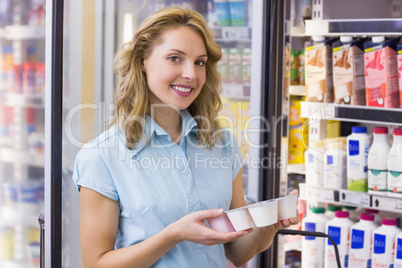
top-left (112, 7), bottom-right (223, 150)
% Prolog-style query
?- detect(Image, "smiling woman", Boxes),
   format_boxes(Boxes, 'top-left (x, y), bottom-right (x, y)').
top-left (72, 6), bottom-right (299, 268)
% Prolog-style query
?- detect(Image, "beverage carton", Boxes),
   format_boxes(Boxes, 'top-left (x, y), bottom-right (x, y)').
top-left (364, 37), bottom-right (400, 108)
top-left (332, 37), bottom-right (366, 105)
top-left (305, 36), bottom-right (337, 103)
top-left (397, 43), bottom-right (402, 108)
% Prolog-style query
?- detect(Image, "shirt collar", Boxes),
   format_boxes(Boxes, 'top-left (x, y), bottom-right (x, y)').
top-left (126, 109), bottom-right (198, 158)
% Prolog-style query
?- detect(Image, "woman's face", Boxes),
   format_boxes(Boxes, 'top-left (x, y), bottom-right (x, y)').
top-left (142, 26), bottom-right (207, 110)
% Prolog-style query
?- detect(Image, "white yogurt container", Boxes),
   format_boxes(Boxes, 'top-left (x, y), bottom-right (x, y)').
top-left (277, 195), bottom-right (298, 220)
top-left (225, 207), bottom-right (256, 231)
top-left (247, 199), bottom-right (278, 227)
top-left (207, 213), bottom-right (235, 232)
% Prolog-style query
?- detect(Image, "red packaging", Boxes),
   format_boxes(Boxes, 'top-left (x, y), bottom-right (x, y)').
top-left (9, 64), bottom-right (22, 93)
top-left (35, 62), bottom-right (45, 94)
top-left (23, 62), bottom-right (36, 95)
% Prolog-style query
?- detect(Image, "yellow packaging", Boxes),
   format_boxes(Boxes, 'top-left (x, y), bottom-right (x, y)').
top-left (240, 101), bottom-right (250, 156)
top-left (288, 96), bottom-right (308, 164)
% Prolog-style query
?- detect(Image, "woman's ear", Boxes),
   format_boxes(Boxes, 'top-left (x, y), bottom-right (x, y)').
top-left (141, 59), bottom-right (145, 72)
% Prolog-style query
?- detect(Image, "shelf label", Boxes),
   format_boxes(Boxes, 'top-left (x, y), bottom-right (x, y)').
top-left (299, 184), bottom-right (334, 202)
top-left (221, 27), bottom-right (249, 40)
top-left (372, 196), bottom-right (402, 213)
top-left (339, 190), bottom-right (370, 206)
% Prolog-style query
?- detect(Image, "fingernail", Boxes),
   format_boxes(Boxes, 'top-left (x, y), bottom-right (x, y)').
top-left (217, 208), bottom-right (224, 214)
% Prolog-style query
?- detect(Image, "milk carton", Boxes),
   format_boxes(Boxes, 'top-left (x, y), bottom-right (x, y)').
top-left (364, 36), bottom-right (400, 108)
top-left (305, 140), bottom-right (324, 187)
top-left (323, 137), bottom-right (347, 190)
top-left (332, 36), bottom-right (366, 105)
top-left (305, 36), bottom-right (336, 103)
top-left (302, 207), bottom-right (330, 268)
top-left (397, 44), bottom-right (402, 108)
top-left (372, 218), bottom-right (401, 268)
top-left (349, 213), bottom-right (378, 268)
top-left (325, 211), bottom-right (354, 268)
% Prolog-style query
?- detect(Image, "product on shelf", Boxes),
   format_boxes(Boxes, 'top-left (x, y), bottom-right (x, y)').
top-left (325, 205), bottom-right (342, 219)
top-left (372, 218), bottom-right (401, 267)
top-left (397, 44), bottom-right (402, 108)
top-left (323, 137), bottom-right (347, 190)
top-left (298, 49), bottom-right (305, 85)
top-left (304, 140), bottom-right (324, 187)
top-left (229, 48), bottom-right (243, 84)
top-left (241, 48), bottom-right (251, 84)
top-left (349, 213), bottom-right (378, 267)
top-left (228, 0), bottom-right (246, 26)
top-left (368, 127), bottom-right (390, 196)
top-left (288, 96), bottom-right (307, 164)
top-left (305, 36), bottom-right (336, 103)
top-left (218, 48), bottom-right (230, 83)
top-left (364, 36), bottom-right (400, 108)
top-left (366, 208), bottom-right (382, 226)
top-left (394, 231), bottom-right (402, 266)
top-left (215, 0), bottom-right (232, 26)
top-left (302, 207), bottom-right (329, 268)
top-left (325, 211), bottom-right (353, 268)
top-left (387, 128), bottom-right (402, 197)
top-left (342, 205), bottom-right (359, 222)
top-left (332, 36), bottom-right (366, 105)
top-left (290, 48), bottom-right (299, 85)
top-left (347, 126), bottom-right (372, 192)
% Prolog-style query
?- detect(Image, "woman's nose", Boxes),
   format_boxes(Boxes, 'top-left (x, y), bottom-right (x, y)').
top-left (182, 63), bottom-right (196, 81)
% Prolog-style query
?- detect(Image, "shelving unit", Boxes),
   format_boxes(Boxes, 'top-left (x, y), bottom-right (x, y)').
top-left (213, 26), bottom-right (251, 42)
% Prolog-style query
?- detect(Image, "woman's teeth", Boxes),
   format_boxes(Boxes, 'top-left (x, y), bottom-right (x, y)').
top-left (172, 85), bottom-right (192, 93)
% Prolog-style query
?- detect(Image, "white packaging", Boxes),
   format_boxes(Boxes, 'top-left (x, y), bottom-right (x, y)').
top-left (349, 213), bottom-right (379, 267)
top-left (387, 128), bottom-right (402, 197)
top-left (302, 207), bottom-right (330, 268)
top-left (347, 126), bottom-right (372, 192)
top-left (342, 205), bottom-right (359, 222)
top-left (372, 218), bottom-right (401, 268)
top-left (325, 211), bottom-right (354, 268)
top-left (368, 127), bottom-right (390, 195)
top-left (325, 205), bottom-right (342, 220)
top-left (394, 231), bottom-right (402, 267)
top-left (305, 140), bottom-right (324, 187)
top-left (323, 138), bottom-right (347, 190)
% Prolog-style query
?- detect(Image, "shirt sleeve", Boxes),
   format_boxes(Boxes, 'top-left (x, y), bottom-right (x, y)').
top-left (72, 143), bottom-right (119, 201)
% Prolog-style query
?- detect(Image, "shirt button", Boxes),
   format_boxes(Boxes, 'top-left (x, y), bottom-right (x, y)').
top-left (197, 243), bottom-right (202, 248)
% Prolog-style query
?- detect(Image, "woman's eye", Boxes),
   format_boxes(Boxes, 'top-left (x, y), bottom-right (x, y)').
top-left (196, 60), bottom-right (206, 67)
top-left (168, 56), bottom-right (180, 62)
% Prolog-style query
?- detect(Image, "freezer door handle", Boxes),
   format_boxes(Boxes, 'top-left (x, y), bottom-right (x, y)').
top-left (38, 212), bottom-right (45, 268)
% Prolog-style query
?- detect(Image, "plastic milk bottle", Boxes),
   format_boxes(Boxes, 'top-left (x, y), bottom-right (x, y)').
top-left (325, 205), bottom-right (342, 220)
top-left (368, 127), bottom-right (390, 196)
top-left (372, 218), bottom-right (401, 268)
top-left (324, 137), bottom-right (347, 190)
top-left (347, 126), bottom-right (372, 192)
top-left (325, 211), bottom-right (354, 268)
top-left (394, 231), bottom-right (402, 267)
top-left (349, 213), bottom-right (379, 267)
top-left (302, 207), bottom-right (330, 268)
top-left (387, 128), bottom-right (402, 197)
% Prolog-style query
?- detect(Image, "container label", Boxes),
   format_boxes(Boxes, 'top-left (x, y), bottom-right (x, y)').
top-left (373, 234), bottom-right (386, 254)
top-left (351, 229), bottom-right (364, 249)
top-left (369, 169), bottom-right (388, 192)
top-left (328, 226), bottom-right (341, 245)
top-left (305, 222), bottom-right (316, 240)
top-left (397, 238), bottom-right (402, 259)
top-left (388, 170), bottom-right (402, 194)
top-left (349, 140), bottom-right (359, 156)
top-left (327, 155), bottom-right (334, 165)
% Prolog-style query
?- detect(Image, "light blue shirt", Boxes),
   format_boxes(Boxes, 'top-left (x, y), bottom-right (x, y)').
top-left (72, 109), bottom-right (242, 268)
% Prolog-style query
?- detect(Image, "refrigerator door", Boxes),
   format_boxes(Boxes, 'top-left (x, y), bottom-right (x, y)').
top-left (0, 0), bottom-right (46, 267)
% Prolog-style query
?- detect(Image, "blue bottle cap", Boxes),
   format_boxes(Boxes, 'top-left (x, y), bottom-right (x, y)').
top-left (352, 126), bottom-right (367, 134)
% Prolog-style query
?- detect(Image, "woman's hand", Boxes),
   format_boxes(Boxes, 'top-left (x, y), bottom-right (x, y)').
top-left (271, 189), bottom-right (300, 230)
top-left (169, 209), bottom-right (252, 246)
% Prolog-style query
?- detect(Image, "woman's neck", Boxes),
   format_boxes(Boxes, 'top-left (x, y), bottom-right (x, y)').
top-left (149, 107), bottom-right (182, 143)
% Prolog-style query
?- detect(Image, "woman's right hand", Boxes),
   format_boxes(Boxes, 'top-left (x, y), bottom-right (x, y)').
top-left (168, 209), bottom-right (252, 246)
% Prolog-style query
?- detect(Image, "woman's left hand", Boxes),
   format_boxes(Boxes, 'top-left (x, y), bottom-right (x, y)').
top-left (271, 189), bottom-right (300, 230)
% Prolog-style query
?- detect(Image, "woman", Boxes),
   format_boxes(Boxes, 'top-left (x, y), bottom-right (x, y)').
top-left (73, 7), bottom-right (298, 268)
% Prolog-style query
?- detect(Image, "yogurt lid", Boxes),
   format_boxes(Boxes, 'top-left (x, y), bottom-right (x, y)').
top-left (382, 218), bottom-right (397, 226)
top-left (335, 211), bottom-right (349, 218)
top-left (352, 126), bottom-right (367, 134)
top-left (394, 128), bottom-right (402, 136)
top-left (373, 127), bottom-right (388, 134)
top-left (360, 213), bottom-right (375, 221)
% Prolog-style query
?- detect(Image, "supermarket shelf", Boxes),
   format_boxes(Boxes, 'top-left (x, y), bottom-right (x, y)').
top-left (305, 19), bottom-right (402, 36)
top-left (0, 147), bottom-right (44, 167)
top-left (3, 25), bottom-right (45, 40)
top-left (300, 102), bottom-right (402, 125)
top-left (289, 85), bottom-right (306, 96)
top-left (284, 240), bottom-right (302, 252)
top-left (299, 183), bottom-right (402, 213)
top-left (287, 164), bottom-right (305, 175)
top-left (290, 26), bottom-right (305, 37)
top-left (213, 27), bottom-right (251, 41)
top-left (3, 92), bottom-right (44, 108)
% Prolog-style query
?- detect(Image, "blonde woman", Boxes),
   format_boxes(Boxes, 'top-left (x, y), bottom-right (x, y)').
top-left (73, 7), bottom-right (298, 268)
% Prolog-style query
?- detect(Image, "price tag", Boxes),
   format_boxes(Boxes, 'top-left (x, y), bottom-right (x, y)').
top-left (372, 196), bottom-right (402, 213)
top-left (324, 105), bottom-right (336, 119)
top-left (339, 190), bottom-right (370, 206)
top-left (222, 27), bottom-right (249, 40)
top-left (299, 184), bottom-right (334, 202)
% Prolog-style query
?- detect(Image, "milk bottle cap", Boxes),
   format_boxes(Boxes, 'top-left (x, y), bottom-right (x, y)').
top-left (372, 36), bottom-right (385, 43)
top-left (365, 208), bottom-right (379, 214)
top-left (335, 211), bottom-right (349, 218)
top-left (327, 205), bottom-right (342, 212)
top-left (352, 126), bottom-right (367, 134)
top-left (340, 36), bottom-right (353, 42)
top-left (312, 207), bottom-right (325, 214)
top-left (382, 218), bottom-right (397, 226)
top-left (393, 128), bottom-right (402, 135)
top-left (360, 213), bottom-right (374, 221)
top-left (373, 127), bottom-right (388, 134)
